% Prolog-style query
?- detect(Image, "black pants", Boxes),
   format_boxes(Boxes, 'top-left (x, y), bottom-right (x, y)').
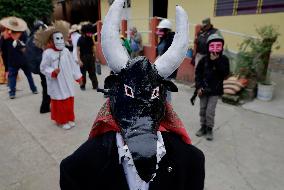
top-left (39, 73), bottom-right (51, 113)
top-left (80, 54), bottom-right (98, 89)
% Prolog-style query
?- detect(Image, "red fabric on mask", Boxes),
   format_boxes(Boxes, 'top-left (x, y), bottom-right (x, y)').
top-left (89, 99), bottom-right (191, 144)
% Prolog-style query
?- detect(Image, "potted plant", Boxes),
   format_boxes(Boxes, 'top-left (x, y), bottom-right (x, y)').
top-left (235, 25), bottom-right (280, 101)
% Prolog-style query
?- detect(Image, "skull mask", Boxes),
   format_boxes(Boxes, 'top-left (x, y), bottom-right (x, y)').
top-left (52, 32), bottom-right (65, 51)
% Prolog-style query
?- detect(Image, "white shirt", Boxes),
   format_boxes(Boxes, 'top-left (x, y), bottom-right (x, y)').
top-left (116, 132), bottom-right (166, 190)
top-left (40, 48), bottom-right (82, 100)
top-left (70, 32), bottom-right (81, 62)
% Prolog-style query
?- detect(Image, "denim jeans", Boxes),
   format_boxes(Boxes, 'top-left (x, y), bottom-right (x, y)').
top-left (8, 65), bottom-right (37, 96)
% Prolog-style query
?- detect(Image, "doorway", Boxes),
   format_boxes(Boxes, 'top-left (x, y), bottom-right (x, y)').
top-left (153, 0), bottom-right (168, 18)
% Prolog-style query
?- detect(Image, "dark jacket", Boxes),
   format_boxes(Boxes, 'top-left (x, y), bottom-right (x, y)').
top-left (60, 132), bottom-right (205, 190)
top-left (25, 34), bottom-right (43, 74)
top-left (195, 55), bottom-right (230, 96)
top-left (6, 33), bottom-right (28, 68)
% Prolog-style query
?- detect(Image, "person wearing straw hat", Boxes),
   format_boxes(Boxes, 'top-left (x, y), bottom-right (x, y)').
top-left (0, 16), bottom-right (38, 99)
top-left (34, 20), bottom-right (83, 130)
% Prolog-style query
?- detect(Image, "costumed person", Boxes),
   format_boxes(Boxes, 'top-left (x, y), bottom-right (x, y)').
top-left (77, 23), bottom-right (98, 90)
top-left (129, 26), bottom-right (143, 58)
top-left (34, 21), bottom-right (82, 130)
top-left (194, 17), bottom-right (221, 67)
top-left (60, 1), bottom-right (205, 189)
top-left (25, 20), bottom-right (51, 113)
top-left (195, 33), bottom-right (230, 141)
top-left (156, 18), bottom-right (177, 103)
top-left (0, 16), bottom-right (38, 99)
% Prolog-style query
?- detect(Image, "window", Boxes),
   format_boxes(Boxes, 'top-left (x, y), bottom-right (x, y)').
top-left (237, 0), bottom-right (258, 15)
top-left (214, 0), bottom-right (284, 16)
top-left (215, 0), bottom-right (235, 16)
top-left (261, 0), bottom-right (284, 13)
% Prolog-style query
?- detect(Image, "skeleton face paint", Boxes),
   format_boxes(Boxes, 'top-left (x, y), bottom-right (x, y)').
top-left (208, 41), bottom-right (223, 53)
top-left (52, 32), bottom-right (65, 51)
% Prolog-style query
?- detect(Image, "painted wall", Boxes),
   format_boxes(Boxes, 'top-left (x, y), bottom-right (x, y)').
top-left (167, 0), bottom-right (284, 56)
top-left (100, 0), bottom-right (150, 44)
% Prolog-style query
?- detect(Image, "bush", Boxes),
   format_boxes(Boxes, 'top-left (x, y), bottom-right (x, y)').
top-left (235, 25), bottom-right (280, 84)
top-left (0, 0), bottom-right (53, 27)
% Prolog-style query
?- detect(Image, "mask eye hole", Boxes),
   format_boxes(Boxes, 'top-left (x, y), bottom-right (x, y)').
top-left (151, 87), bottom-right (159, 99)
top-left (124, 84), bottom-right (134, 98)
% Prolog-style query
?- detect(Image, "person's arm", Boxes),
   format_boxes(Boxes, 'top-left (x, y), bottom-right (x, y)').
top-left (195, 58), bottom-right (205, 90)
top-left (76, 38), bottom-right (83, 67)
top-left (40, 50), bottom-right (58, 79)
top-left (189, 148), bottom-right (205, 190)
top-left (77, 46), bottom-right (83, 67)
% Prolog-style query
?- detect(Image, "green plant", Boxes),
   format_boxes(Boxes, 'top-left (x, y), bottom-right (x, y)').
top-left (0, 0), bottom-right (54, 27)
top-left (235, 25), bottom-right (280, 84)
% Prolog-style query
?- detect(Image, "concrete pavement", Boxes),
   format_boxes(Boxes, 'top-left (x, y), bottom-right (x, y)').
top-left (0, 65), bottom-right (283, 190)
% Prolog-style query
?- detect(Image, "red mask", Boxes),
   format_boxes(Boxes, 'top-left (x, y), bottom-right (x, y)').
top-left (208, 41), bottom-right (223, 53)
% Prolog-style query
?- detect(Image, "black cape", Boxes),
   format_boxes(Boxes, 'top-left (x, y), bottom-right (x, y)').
top-left (60, 132), bottom-right (205, 190)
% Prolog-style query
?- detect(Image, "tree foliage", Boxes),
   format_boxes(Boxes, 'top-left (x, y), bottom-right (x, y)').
top-left (0, 0), bottom-right (54, 27)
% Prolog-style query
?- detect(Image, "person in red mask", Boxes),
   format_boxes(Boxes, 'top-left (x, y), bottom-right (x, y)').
top-left (195, 33), bottom-right (230, 140)
top-left (34, 20), bottom-right (83, 130)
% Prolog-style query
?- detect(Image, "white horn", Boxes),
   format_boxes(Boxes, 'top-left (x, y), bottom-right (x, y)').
top-left (154, 6), bottom-right (189, 78)
top-left (101, 0), bottom-right (129, 73)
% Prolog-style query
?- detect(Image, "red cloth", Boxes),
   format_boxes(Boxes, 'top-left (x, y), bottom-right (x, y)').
top-left (51, 97), bottom-right (75, 125)
top-left (89, 99), bottom-right (191, 144)
top-left (51, 70), bottom-right (59, 78)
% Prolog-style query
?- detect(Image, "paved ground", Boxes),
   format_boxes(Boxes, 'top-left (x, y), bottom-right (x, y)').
top-left (0, 65), bottom-right (283, 190)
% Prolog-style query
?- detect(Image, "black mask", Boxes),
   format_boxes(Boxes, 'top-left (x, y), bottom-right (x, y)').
top-left (107, 57), bottom-right (168, 181)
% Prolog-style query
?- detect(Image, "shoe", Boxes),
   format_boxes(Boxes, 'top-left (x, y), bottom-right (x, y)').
top-left (80, 86), bottom-right (86, 91)
top-left (40, 106), bottom-right (50, 114)
top-left (195, 125), bottom-right (207, 137)
top-left (62, 123), bottom-right (71, 130)
top-left (9, 95), bottom-right (15, 99)
top-left (206, 128), bottom-right (214, 141)
top-left (68, 121), bottom-right (76, 128)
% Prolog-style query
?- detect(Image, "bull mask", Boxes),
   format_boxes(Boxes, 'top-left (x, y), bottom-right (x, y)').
top-left (101, 0), bottom-right (189, 182)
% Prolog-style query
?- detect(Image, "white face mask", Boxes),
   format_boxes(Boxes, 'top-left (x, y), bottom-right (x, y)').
top-left (52, 32), bottom-right (65, 51)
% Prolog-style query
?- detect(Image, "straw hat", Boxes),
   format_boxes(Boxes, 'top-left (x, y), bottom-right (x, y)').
top-left (69, 24), bottom-right (81, 33)
top-left (0, 16), bottom-right (27, 32)
top-left (34, 20), bottom-right (70, 49)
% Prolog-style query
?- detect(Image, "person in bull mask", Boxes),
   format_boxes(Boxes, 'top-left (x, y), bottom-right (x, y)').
top-left (60, 0), bottom-right (205, 189)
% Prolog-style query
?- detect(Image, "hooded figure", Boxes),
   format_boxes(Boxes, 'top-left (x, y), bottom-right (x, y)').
top-left (60, 0), bottom-right (205, 189)
top-left (25, 21), bottom-right (51, 113)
